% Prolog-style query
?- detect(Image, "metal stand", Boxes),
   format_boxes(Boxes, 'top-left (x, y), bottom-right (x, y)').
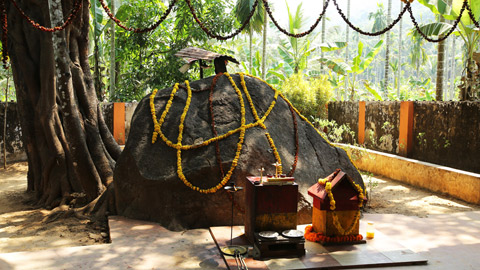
top-left (221, 182), bottom-right (248, 269)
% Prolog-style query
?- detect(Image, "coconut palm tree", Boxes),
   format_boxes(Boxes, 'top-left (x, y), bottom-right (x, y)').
top-left (234, 0), bottom-right (265, 74)
top-left (408, 31), bottom-right (428, 79)
top-left (418, 0), bottom-right (480, 100)
top-left (320, 0), bottom-right (327, 74)
top-left (397, 1), bottom-right (404, 98)
top-left (369, 2), bottom-right (392, 96)
top-left (344, 0), bottom-right (350, 100)
top-left (368, 3), bottom-right (387, 95)
top-left (385, 0), bottom-right (392, 96)
top-left (261, 4), bottom-right (267, 79)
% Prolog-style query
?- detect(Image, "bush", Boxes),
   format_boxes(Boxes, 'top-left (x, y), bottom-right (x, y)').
top-left (280, 73), bottom-right (333, 119)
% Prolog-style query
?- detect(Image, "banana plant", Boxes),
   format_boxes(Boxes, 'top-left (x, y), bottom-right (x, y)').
top-left (318, 40), bottom-right (384, 100)
top-left (277, 2), bottom-right (315, 75)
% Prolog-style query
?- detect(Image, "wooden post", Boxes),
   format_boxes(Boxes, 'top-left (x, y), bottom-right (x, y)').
top-left (358, 101), bottom-right (366, 145)
top-left (113, 102), bottom-right (125, 145)
top-left (399, 101), bottom-right (414, 157)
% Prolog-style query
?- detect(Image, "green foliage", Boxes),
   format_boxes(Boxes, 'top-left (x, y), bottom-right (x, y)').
top-left (361, 171), bottom-right (378, 203)
top-left (234, 0), bottom-right (264, 33)
top-left (312, 119), bottom-right (355, 144)
top-left (417, 0), bottom-right (480, 100)
top-left (368, 3), bottom-right (387, 32)
top-left (0, 69), bottom-right (14, 102)
top-left (91, 0), bottom-right (237, 102)
top-left (276, 2), bottom-right (319, 75)
top-left (280, 73), bottom-right (333, 119)
top-left (320, 40), bottom-right (384, 100)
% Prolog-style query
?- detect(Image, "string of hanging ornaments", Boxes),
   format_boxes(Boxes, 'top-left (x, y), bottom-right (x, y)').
top-left (98, 0), bottom-right (178, 33)
top-left (0, 0), bottom-right (83, 68)
top-left (408, 0), bottom-right (466, 43)
top-left (1, 0), bottom-right (479, 69)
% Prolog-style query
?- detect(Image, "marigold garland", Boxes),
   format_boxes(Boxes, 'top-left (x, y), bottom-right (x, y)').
top-left (316, 171), bottom-right (365, 235)
top-left (149, 74), bottom-right (276, 151)
top-left (239, 73), bottom-right (301, 176)
top-left (180, 78), bottom-right (246, 193)
top-left (245, 74), bottom-right (363, 182)
top-left (287, 104), bottom-right (299, 177)
top-left (148, 73), bottom-right (318, 193)
top-left (209, 73), bottom-right (225, 178)
top-left (304, 225), bottom-right (363, 243)
top-left (331, 211), bottom-right (361, 236)
top-left (149, 73), bottom-right (361, 194)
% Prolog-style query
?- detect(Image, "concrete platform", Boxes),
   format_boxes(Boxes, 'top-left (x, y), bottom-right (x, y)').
top-left (210, 222), bottom-right (427, 269)
top-left (0, 212), bottom-right (479, 269)
top-left (0, 216), bottom-right (225, 270)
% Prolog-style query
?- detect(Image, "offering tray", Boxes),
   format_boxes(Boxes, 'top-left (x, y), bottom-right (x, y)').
top-left (266, 176), bottom-right (295, 182)
top-left (263, 176), bottom-right (295, 185)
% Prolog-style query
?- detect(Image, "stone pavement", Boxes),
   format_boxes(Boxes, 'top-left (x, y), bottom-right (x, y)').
top-left (0, 212), bottom-right (479, 269)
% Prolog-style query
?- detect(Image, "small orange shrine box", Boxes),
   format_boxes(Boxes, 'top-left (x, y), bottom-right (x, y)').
top-left (307, 170), bottom-right (366, 237)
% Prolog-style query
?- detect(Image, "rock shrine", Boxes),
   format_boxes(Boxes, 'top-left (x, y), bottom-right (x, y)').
top-left (113, 73), bottom-right (363, 230)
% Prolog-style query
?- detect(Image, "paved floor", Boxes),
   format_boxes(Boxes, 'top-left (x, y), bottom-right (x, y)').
top-left (358, 212), bottom-right (480, 270)
top-left (0, 211), bottom-right (479, 269)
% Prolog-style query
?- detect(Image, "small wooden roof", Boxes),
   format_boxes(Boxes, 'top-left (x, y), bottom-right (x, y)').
top-left (175, 47), bottom-right (224, 63)
top-left (308, 169), bottom-right (365, 211)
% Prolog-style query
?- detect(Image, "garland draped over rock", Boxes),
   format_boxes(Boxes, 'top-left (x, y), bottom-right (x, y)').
top-left (150, 73), bottom-right (283, 193)
top-left (149, 73), bottom-right (365, 194)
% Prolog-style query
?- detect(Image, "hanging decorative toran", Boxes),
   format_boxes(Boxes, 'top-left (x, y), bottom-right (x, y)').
top-left (1, 0), bottom-right (479, 69)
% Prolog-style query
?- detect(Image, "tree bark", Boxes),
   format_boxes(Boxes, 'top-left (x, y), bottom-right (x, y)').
top-left (261, 5), bottom-right (267, 80)
top-left (110, 0), bottom-right (116, 100)
top-left (397, 1), bottom-right (403, 98)
top-left (435, 14), bottom-right (446, 101)
top-left (3, 0), bottom-right (121, 209)
top-left (2, 73), bottom-right (8, 169)
top-left (449, 35), bottom-right (456, 100)
top-left (383, 0), bottom-right (392, 96)
top-left (92, 0), bottom-right (103, 100)
top-left (344, 0), bottom-right (350, 100)
top-left (320, 0), bottom-right (326, 75)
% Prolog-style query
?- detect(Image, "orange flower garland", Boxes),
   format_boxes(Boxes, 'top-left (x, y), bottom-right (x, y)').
top-left (316, 173), bottom-right (365, 236)
top-left (304, 225), bottom-right (363, 243)
top-left (244, 74), bottom-right (362, 176)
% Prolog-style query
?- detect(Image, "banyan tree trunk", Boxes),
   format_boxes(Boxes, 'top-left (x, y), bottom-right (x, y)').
top-left (3, 0), bottom-right (121, 209)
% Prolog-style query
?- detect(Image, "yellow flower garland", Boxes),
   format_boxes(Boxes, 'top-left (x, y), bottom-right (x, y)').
top-left (149, 73), bottom-right (281, 193)
top-left (331, 211), bottom-right (361, 236)
top-left (245, 74), bottom-right (362, 176)
top-left (149, 72), bottom-right (361, 194)
top-left (265, 132), bottom-right (282, 174)
top-left (246, 73), bottom-right (367, 235)
top-left (317, 177), bottom-right (328, 185)
top-left (150, 73), bottom-right (278, 151)
top-left (317, 174), bottom-right (364, 235)
top-left (178, 78), bottom-right (246, 193)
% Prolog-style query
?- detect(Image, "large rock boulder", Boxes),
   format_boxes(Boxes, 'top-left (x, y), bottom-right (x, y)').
top-left (114, 74), bottom-right (363, 230)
